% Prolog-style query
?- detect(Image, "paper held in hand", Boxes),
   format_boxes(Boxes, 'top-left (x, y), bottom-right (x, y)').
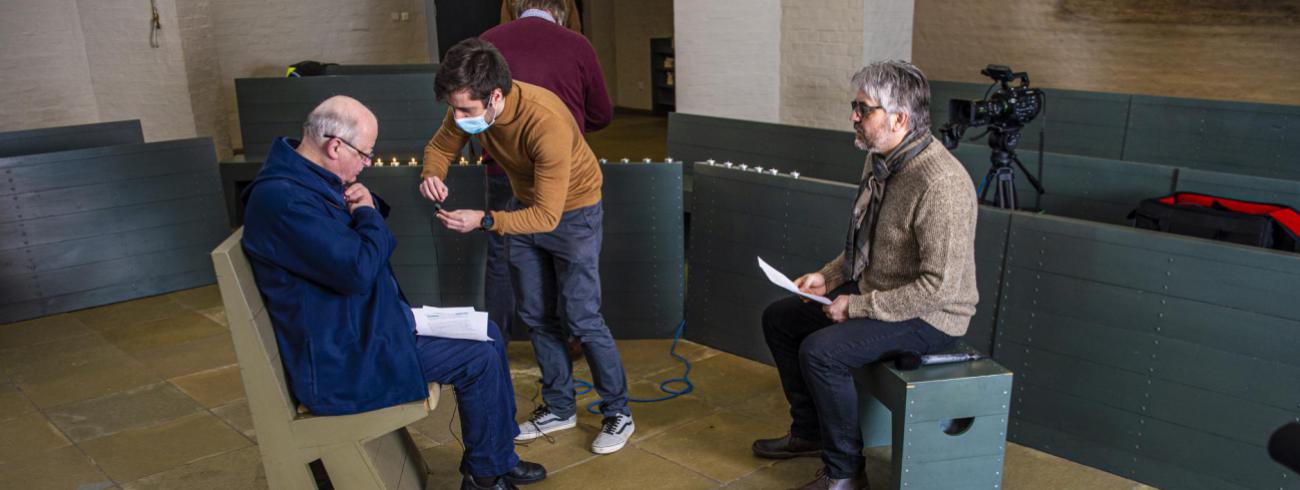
top-left (412, 306), bottom-right (491, 341)
top-left (757, 256), bottom-right (832, 305)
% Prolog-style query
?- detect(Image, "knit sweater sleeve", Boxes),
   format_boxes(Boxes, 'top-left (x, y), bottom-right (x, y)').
top-left (848, 173), bottom-right (977, 320)
top-left (816, 252), bottom-right (848, 292)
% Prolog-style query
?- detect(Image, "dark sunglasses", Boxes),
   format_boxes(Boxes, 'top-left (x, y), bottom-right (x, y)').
top-left (851, 100), bottom-right (884, 118)
top-left (325, 134), bottom-right (375, 161)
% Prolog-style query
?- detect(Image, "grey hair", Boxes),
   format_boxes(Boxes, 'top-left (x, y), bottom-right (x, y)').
top-left (302, 103), bottom-right (360, 143)
top-left (513, 0), bottom-right (566, 24)
top-left (851, 60), bottom-right (932, 131)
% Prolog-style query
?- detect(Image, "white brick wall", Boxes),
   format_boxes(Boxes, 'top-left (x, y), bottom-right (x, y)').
top-left (211, 0), bottom-right (430, 152)
top-left (675, 0), bottom-right (782, 123)
top-left (778, 0), bottom-right (866, 130)
top-left (78, 0), bottom-right (197, 142)
top-left (1, 0), bottom-right (105, 133)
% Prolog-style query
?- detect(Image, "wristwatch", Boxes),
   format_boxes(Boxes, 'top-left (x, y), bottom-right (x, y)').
top-left (480, 213), bottom-right (494, 231)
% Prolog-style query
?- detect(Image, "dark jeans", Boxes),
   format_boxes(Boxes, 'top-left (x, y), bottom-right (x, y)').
top-left (416, 320), bottom-right (520, 478)
top-left (484, 172), bottom-right (517, 336)
top-left (507, 201), bottom-right (630, 418)
top-left (762, 283), bottom-right (956, 479)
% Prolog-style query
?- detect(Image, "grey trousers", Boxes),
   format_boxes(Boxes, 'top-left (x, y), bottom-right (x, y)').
top-left (507, 201), bottom-right (630, 418)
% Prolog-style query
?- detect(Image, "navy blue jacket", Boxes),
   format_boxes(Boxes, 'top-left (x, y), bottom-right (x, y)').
top-left (241, 138), bottom-right (426, 415)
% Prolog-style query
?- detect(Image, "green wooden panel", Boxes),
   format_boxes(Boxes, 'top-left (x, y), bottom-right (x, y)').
top-left (894, 454), bottom-right (1005, 490)
top-left (1176, 168), bottom-right (1300, 212)
top-left (667, 113), bottom-right (866, 183)
top-left (0, 120), bottom-right (143, 158)
top-left (235, 74), bottom-right (449, 158)
top-left (930, 81), bottom-right (1132, 160)
top-left (1123, 95), bottom-right (1300, 180)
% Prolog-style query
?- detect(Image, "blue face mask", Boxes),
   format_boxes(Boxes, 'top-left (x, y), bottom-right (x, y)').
top-left (455, 96), bottom-right (497, 135)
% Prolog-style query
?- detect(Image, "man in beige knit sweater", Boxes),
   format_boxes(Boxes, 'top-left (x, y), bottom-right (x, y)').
top-left (752, 61), bottom-right (979, 490)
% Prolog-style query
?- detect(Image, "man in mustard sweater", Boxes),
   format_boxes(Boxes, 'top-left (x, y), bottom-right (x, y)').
top-left (420, 38), bottom-right (634, 456)
top-left (752, 61), bottom-right (980, 490)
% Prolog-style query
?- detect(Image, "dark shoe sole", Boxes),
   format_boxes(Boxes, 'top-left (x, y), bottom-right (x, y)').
top-left (752, 447), bottom-right (823, 460)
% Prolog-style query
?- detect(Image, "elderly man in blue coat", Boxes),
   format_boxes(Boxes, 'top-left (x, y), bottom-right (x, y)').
top-left (240, 96), bottom-right (545, 490)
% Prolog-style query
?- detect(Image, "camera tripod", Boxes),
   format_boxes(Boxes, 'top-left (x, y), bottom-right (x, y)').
top-left (978, 127), bottom-right (1044, 210)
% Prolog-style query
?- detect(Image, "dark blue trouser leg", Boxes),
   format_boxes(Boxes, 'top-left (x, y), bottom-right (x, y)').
top-left (762, 285), bottom-right (955, 479)
top-left (484, 172), bottom-right (517, 336)
top-left (509, 202), bottom-right (630, 419)
top-left (416, 321), bottom-right (520, 478)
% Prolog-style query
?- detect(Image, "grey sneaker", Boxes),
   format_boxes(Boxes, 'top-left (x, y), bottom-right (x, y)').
top-left (516, 406), bottom-right (577, 442)
top-left (591, 414), bottom-right (634, 454)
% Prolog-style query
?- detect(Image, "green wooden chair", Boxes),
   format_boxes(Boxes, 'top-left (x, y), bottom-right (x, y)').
top-left (212, 228), bottom-right (437, 490)
top-left (855, 342), bottom-right (1014, 489)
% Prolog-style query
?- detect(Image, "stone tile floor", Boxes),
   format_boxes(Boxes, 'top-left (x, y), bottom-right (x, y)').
top-left (0, 286), bottom-right (1155, 489)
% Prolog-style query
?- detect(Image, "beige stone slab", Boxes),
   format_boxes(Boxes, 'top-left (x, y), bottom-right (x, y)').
top-left (1003, 443), bottom-right (1157, 490)
top-left (170, 285), bottom-right (224, 311)
top-left (0, 314), bottom-right (95, 349)
top-left (615, 339), bottom-right (719, 383)
top-left (721, 456), bottom-right (823, 490)
top-left (674, 354), bottom-right (782, 410)
top-left (0, 383), bottom-right (35, 422)
top-left (0, 411), bottom-right (71, 461)
top-left (46, 382), bottom-right (202, 442)
top-left (130, 333), bottom-right (238, 379)
top-left (638, 410), bottom-right (790, 484)
top-left (169, 364), bottom-right (244, 408)
top-left (74, 294), bottom-right (190, 332)
top-left (0, 444), bottom-right (114, 490)
top-left (529, 446), bottom-right (718, 490)
top-left (420, 444), bottom-right (470, 489)
top-left (210, 398), bottom-right (256, 443)
top-left (14, 343), bottom-right (162, 408)
top-left (120, 446), bottom-right (268, 490)
top-left (195, 306), bottom-right (228, 327)
top-left (79, 412), bottom-right (252, 483)
top-left (101, 311), bottom-right (227, 356)
top-left (0, 331), bottom-right (114, 378)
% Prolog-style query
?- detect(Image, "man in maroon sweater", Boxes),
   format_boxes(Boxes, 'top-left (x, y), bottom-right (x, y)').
top-left (475, 0), bottom-right (613, 343)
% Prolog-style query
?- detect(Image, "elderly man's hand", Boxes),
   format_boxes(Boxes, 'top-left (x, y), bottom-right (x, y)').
top-left (822, 295), bottom-right (851, 323)
top-left (437, 209), bottom-right (486, 234)
top-left (344, 183), bottom-right (375, 213)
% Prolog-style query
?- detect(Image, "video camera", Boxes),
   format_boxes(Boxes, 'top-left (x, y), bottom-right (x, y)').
top-left (937, 64), bottom-right (1047, 210)
top-left (940, 65), bottom-right (1044, 149)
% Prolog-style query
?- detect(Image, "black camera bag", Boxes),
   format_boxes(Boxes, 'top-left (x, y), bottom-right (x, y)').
top-left (1130, 192), bottom-right (1300, 253)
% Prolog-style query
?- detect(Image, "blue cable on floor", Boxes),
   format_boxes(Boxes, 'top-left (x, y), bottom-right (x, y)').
top-left (572, 319), bottom-right (693, 415)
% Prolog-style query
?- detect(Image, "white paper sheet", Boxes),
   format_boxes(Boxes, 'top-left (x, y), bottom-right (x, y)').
top-left (412, 306), bottom-right (491, 341)
top-left (757, 256), bottom-right (832, 305)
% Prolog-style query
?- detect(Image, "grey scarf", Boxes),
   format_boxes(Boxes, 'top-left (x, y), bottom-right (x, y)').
top-left (842, 130), bottom-right (933, 281)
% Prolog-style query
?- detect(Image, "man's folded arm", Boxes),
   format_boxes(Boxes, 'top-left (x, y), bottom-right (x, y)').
top-left (258, 200), bottom-right (397, 295)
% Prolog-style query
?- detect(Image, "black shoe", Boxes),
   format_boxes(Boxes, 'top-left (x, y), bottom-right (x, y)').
top-left (753, 432), bottom-right (823, 459)
top-left (461, 475), bottom-right (518, 490)
top-left (502, 460), bottom-right (547, 485)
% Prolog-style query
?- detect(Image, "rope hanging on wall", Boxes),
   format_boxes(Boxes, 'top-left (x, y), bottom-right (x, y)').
top-left (150, 0), bottom-right (162, 48)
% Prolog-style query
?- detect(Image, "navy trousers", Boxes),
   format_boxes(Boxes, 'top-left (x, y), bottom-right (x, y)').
top-left (416, 320), bottom-right (520, 478)
top-left (762, 283), bottom-right (956, 479)
top-left (507, 201), bottom-right (630, 419)
top-left (483, 172), bottom-right (517, 337)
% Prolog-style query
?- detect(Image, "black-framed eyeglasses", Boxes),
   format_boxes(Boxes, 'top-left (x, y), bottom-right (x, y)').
top-left (325, 134), bottom-right (375, 161)
top-left (851, 100), bottom-right (884, 118)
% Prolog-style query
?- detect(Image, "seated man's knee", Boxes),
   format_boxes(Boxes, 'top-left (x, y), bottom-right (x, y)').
top-left (797, 331), bottom-right (841, 371)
